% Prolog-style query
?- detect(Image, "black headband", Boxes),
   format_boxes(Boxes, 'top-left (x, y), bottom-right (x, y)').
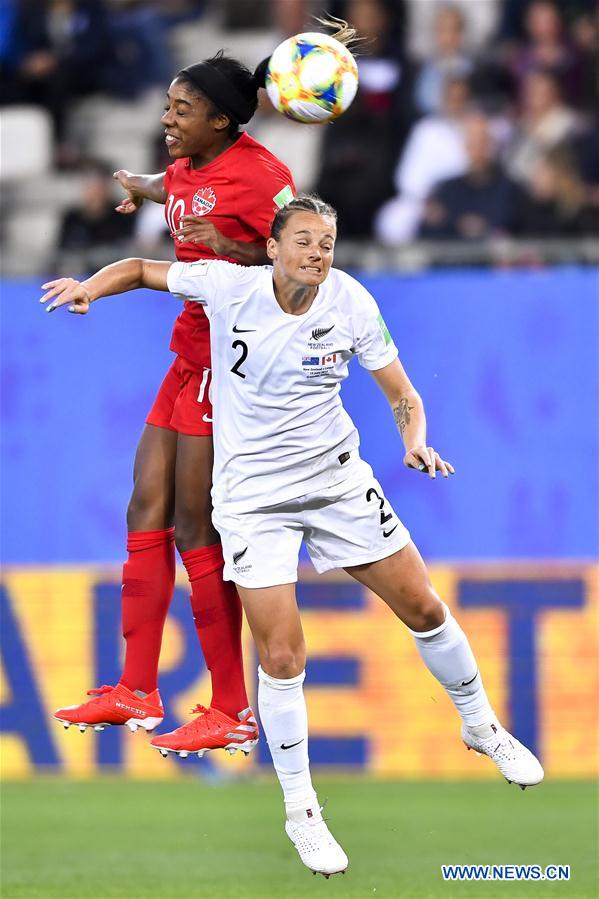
top-left (180, 62), bottom-right (255, 124)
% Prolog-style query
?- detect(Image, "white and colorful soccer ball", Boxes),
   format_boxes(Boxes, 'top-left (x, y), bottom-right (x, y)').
top-left (265, 32), bottom-right (359, 124)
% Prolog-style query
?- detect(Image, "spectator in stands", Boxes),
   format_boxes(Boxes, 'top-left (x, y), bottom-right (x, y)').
top-left (0, 0), bottom-right (21, 103)
top-left (571, 118), bottom-right (599, 208)
top-left (6, 0), bottom-right (112, 161)
top-left (406, 0), bottom-right (500, 62)
top-left (56, 160), bottom-right (134, 273)
top-left (508, 1), bottom-right (585, 107)
top-left (519, 148), bottom-right (599, 236)
top-left (102, 1), bottom-right (173, 99)
top-left (496, 0), bottom-right (596, 43)
top-left (504, 68), bottom-right (580, 185)
top-left (315, 0), bottom-right (413, 238)
top-left (375, 76), bottom-right (472, 244)
top-left (570, 9), bottom-right (599, 112)
top-left (412, 5), bottom-right (474, 116)
top-left (419, 113), bottom-right (523, 240)
top-left (271, 0), bottom-right (312, 35)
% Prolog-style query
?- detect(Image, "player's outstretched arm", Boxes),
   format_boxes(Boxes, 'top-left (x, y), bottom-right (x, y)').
top-left (371, 358), bottom-right (455, 479)
top-left (113, 170), bottom-right (168, 213)
top-left (172, 216), bottom-right (269, 265)
top-left (40, 259), bottom-right (171, 314)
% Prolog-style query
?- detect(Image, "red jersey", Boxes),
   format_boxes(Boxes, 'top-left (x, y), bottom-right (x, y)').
top-left (163, 132), bottom-right (295, 366)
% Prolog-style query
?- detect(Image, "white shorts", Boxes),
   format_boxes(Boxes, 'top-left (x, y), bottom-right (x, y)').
top-left (213, 458), bottom-right (410, 588)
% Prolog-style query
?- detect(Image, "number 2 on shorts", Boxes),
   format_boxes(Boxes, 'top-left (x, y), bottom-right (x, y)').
top-left (366, 486), bottom-right (394, 527)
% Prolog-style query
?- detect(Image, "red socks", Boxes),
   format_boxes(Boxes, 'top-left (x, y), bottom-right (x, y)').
top-left (119, 532), bottom-right (248, 718)
top-left (120, 528), bottom-right (175, 694)
top-left (180, 543), bottom-right (249, 719)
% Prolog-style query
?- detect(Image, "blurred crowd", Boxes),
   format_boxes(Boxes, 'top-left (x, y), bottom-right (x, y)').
top-left (1, 0), bottom-right (598, 274)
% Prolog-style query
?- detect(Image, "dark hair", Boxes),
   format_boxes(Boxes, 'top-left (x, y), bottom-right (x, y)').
top-left (176, 51), bottom-right (265, 136)
top-left (271, 194), bottom-right (338, 240)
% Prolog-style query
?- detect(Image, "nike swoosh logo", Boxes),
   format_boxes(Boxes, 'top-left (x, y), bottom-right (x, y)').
top-left (461, 672), bottom-right (478, 687)
top-left (232, 325), bottom-right (256, 333)
top-left (280, 739), bottom-right (304, 750)
top-left (233, 547), bottom-right (248, 564)
top-left (383, 524), bottom-right (398, 538)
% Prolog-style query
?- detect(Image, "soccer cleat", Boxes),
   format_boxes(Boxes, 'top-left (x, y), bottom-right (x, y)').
top-left (462, 722), bottom-right (544, 789)
top-left (54, 684), bottom-right (164, 733)
top-left (150, 705), bottom-right (258, 758)
top-left (285, 806), bottom-right (348, 877)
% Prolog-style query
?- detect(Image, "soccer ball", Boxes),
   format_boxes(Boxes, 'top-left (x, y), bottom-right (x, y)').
top-left (265, 32), bottom-right (359, 124)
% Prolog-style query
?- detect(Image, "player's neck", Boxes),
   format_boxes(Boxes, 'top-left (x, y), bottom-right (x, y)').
top-left (189, 134), bottom-right (239, 169)
top-left (273, 277), bottom-right (319, 316)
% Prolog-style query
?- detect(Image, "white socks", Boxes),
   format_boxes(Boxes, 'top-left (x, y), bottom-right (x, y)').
top-left (408, 604), bottom-right (495, 727)
top-left (257, 666), bottom-right (319, 816)
top-left (257, 604), bottom-right (492, 807)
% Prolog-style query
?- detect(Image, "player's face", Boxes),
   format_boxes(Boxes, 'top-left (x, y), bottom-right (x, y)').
top-left (268, 212), bottom-right (336, 287)
top-left (161, 78), bottom-right (228, 158)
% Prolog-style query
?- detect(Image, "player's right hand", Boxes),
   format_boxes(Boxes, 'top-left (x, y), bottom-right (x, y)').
top-left (40, 278), bottom-right (92, 314)
top-left (113, 169), bottom-right (144, 214)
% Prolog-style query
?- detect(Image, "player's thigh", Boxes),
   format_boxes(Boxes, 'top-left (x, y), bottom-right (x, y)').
top-left (213, 504), bottom-right (304, 588)
top-left (236, 582), bottom-right (306, 678)
top-left (174, 433), bottom-right (218, 548)
top-left (346, 540), bottom-right (445, 632)
top-left (304, 466), bottom-right (409, 574)
top-left (128, 424), bottom-right (178, 530)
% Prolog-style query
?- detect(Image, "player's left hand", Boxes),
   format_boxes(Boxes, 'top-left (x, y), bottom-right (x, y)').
top-left (173, 217), bottom-right (229, 254)
top-left (404, 446), bottom-right (454, 479)
top-left (39, 278), bottom-right (92, 314)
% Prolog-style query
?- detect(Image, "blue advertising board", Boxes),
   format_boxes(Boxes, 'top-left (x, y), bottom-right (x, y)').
top-left (2, 267), bottom-right (598, 562)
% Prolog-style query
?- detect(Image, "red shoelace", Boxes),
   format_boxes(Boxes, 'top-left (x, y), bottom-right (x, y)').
top-left (74, 685), bottom-right (115, 706)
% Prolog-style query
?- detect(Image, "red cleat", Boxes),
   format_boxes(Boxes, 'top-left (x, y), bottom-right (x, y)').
top-left (151, 705), bottom-right (259, 759)
top-left (54, 683), bottom-right (164, 733)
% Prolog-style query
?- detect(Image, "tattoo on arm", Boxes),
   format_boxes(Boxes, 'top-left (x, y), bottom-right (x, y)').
top-left (393, 398), bottom-right (414, 435)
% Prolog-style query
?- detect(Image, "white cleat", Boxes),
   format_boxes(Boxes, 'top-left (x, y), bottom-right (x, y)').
top-left (285, 808), bottom-right (348, 877)
top-left (79, 724), bottom-right (87, 733)
top-left (126, 716), bottom-right (161, 734)
top-left (462, 722), bottom-right (544, 788)
top-left (178, 751), bottom-right (188, 758)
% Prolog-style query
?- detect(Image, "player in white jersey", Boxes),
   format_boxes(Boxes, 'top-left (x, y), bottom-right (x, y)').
top-left (41, 195), bottom-right (544, 879)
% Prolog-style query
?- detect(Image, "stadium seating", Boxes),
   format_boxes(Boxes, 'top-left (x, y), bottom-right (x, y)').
top-left (0, 106), bottom-right (53, 179)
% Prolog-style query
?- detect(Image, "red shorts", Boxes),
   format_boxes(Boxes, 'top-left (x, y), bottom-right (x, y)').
top-left (146, 356), bottom-right (213, 437)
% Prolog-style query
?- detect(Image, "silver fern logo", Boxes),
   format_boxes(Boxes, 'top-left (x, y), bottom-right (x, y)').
top-left (310, 325), bottom-right (334, 341)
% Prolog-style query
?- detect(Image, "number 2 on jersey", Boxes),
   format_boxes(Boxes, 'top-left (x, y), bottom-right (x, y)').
top-left (231, 340), bottom-right (248, 379)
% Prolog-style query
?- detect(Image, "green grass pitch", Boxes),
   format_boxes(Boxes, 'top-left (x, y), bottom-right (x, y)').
top-left (2, 778), bottom-right (597, 898)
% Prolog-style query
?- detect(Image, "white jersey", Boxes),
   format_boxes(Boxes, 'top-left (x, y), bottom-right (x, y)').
top-left (167, 261), bottom-right (398, 512)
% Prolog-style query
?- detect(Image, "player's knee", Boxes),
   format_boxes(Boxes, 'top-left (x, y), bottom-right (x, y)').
top-left (127, 491), bottom-right (171, 531)
top-left (261, 645), bottom-right (306, 680)
top-left (409, 591), bottom-right (445, 633)
top-left (174, 512), bottom-right (219, 553)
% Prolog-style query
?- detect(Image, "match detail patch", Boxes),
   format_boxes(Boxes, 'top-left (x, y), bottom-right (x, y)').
top-left (186, 261), bottom-right (211, 275)
top-left (273, 185), bottom-right (295, 208)
top-left (377, 313), bottom-right (392, 346)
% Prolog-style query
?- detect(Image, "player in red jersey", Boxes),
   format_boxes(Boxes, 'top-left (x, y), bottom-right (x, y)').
top-left (54, 52), bottom-right (295, 755)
